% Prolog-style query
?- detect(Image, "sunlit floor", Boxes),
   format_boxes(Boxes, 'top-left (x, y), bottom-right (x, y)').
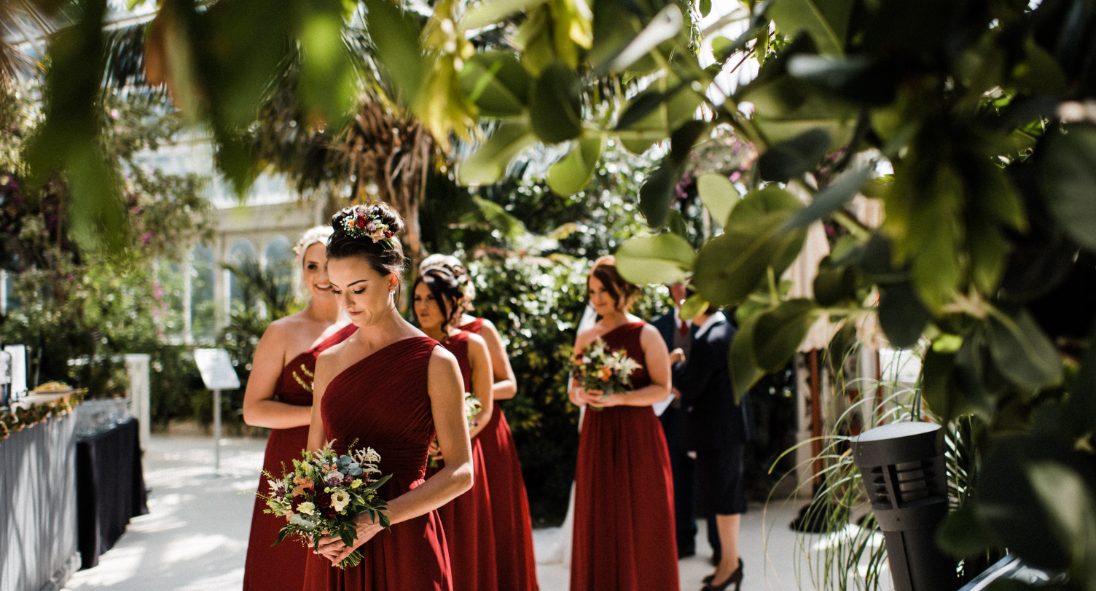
top-left (62, 435), bottom-right (892, 591)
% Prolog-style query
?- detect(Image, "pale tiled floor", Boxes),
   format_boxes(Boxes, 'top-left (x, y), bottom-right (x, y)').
top-left (63, 435), bottom-right (890, 591)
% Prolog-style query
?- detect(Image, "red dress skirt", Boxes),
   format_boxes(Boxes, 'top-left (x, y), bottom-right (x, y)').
top-left (243, 323), bottom-right (358, 591)
top-left (459, 318), bottom-right (540, 591)
top-left (302, 337), bottom-right (452, 591)
top-left (429, 331), bottom-right (498, 591)
top-left (570, 321), bottom-right (680, 591)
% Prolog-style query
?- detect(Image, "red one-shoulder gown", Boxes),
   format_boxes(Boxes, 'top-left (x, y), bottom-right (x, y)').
top-left (458, 318), bottom-right (539, 591)
top-left (429, 331), bottom-right (498, 591)
top-left (243, 323), bottom-right (358, 591)
top-left (302, 337), bottom-right (453, 591)
top-left (570, 321), bottom-right (680, 591)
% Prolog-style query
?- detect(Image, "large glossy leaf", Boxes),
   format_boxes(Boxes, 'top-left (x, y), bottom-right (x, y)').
top-left (753, 299), bottom-right (818, 371)
top-left (769, 0), bottom-right (853, 56)
top-left (727, 186), bottom-right (801, 224)
top-left (547, 136), bottom-right (605, 196)
top-left (693, 211), bottom-right (806, 306)
top-left (614, 233), bottom-right (696, 285)
top-left (812, 264), bottom-right (857, 306)
top-left (987, 309), bottom-right (1063, 390)
top-left (461, 0), bottom-right (546, 30)
top-left (1038, 125), bottom-right (1096, 251)
top-left (363, 0), bottom-right (425, 106)
top-left (457, 122), bottom-right (537, 185)
top-left (757, 128), bottom-right (832, 182)
top-left (679, 293), bottom-right (709, 321)
top-left (786, 55), bottom-right (899, 105)
top-left (729, 313), bottom-right (765, 401)
top-left (785, 163), bottom-right (873, 229)
top-left (937, 502), bottom-right (994, 558)
top-left (697, 173), bottom-right (739, 226)
top-left (618, 74), bottom-right (703, 154)
top-left (878, 281), bottom-right (930, 348)
top-left (594, 4), bottom-right (683, 73)
top-left (529, 61), bottom-right (583, 143)
top-left (638, 157), bottom-right (683, 228)
top-left (459, 51), bottom-right (532, 118)
top-left (296, 10), bottom-right (356, 126)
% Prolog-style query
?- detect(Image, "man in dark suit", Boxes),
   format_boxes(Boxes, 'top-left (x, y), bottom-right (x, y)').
top-left (650, 283), bottom-right (698, 558)
top-left (672, 304), bottom-right (754, 589)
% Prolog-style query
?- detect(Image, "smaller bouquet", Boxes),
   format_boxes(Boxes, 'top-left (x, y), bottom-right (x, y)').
top-left (428, 392), bottom-right (482, 468)
top-left (261, 443), bottom-right (392, 568)
top-left (568, 337), bottom-right (642, 406)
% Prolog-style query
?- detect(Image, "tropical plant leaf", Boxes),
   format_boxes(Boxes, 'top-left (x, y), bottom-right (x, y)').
top-left (986, 310), bottom-right (1063, 390)
top-left (1038, 124), bottom-right (1096, 252)
top-left (697, 173), bottom-right (739, 226)
top-left (615, 233), bottom-right (696, 285)
top-left (457, 121), bottom-right (537, 185)
top-left (547, 135), bottom-right (605, 196)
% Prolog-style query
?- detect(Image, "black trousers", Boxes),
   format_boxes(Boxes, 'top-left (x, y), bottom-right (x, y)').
top-left (659, 403), bottom-right (697, 550)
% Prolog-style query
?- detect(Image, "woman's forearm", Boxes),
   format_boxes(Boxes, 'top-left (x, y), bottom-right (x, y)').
top-left (243, 399), bottom-right (313, 429)
top-left (384, 460), bottom-right (473, 526)
top-left (491, 379), bottom-right (517, 400)
top-left (621, 383), bottom-right (672, 407)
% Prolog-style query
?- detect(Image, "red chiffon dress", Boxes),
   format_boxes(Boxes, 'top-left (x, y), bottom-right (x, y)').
top-left (458, 318), bottom-right (540, 591)
top-left (570, 321), bottom-right (680, 591)
top-left (428, 331), bottom-right (498, 591)
top-left (302, 337), bottom-right (453, 591)
top-left (243, 323), bottom-right (358, 591)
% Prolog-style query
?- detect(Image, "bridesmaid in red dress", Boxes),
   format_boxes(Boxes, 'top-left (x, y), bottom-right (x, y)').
top-left (412, 266), bottom-right (498, 591)
top-left (420, 254), bottom-right (540, 591)
top-left (302, 204), bottom-right (473, 591)
top-left (242, 226), bottom-right (357, 591)
top-left (569, 256), bottom-right (680, 591)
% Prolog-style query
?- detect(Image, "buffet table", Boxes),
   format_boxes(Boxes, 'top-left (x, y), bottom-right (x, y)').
top-left (0, 410), bottom-right (80, 591)
top-left (76, 417), bottom-right (149, 569)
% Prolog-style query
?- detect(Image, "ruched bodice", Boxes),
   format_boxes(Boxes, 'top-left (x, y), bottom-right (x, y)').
top-left (321, 336), bottom-right (439, 494)
top-left (275, 323), bottom-right (359, 406)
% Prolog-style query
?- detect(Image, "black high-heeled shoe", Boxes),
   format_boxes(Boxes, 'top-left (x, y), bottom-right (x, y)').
top-left (701, 558), bottom-right (743, 591)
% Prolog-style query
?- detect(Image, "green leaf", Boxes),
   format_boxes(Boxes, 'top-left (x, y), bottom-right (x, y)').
top-left (615, 233), bottom-right (697, 285)
top-left (937, 502), bottom-right (995, 558)
top-left (462, 0), bottom-right (546, 30)
top-left (753, 299), bottom-right (818, 371)
top-left (769, 0), bottom-right (852, 55)
top-left (547, 135), bottom-right (606, 196)
top-left (638, 156), bottom-right (684, 228)
top-left (727, 186), bottom-right (802, 224)
top-left (699, 0), bottom-right (712, 17)
top-left (757, 128), bottom-right (832, 183)
top-left (296, 11), bottom-right (356, 126)
top-left (784, 164), bottom-right (873, 229)
top-left (594, 4), bottom-right (683, 74)
top-left (987, 310), bottom-right (1063, 390)
top-left (1027, 461), bottom-right (1096, 569)
top-left (364, 0), bottom-right (425, 106)
top-left (459, 51), bottom-right (533, 118)
top-left (679, 293), bottom-right (709, 321)
top-left (697, 173), bottom-right (739, 226)
top-left (729, 313), bottom-right (765, 400)
top-left (457, 122), bottom-right (537, 185)
top-left (878, 281), bottom-right (930, 348)
top-left (786, 55), bottom-right (898, 105)
top-left (921, 348), bottom-right (956, 420)
top-left (693, 212), bottom-right (806, 307)
top-left (1038, 125), bottom-right (1096, 251)
top-left (812, 264), bottom-right (857, 306)
top-left (529, 61), bottom-right (583, 143)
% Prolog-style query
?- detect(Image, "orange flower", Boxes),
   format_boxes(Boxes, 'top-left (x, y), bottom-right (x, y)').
top-left (598, 367), bottom-right (612, 382)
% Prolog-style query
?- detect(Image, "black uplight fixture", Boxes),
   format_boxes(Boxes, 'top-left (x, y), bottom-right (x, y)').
top-left (853, 422), bottom-right (956, 591)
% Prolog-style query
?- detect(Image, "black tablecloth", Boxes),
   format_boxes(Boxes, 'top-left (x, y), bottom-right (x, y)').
top-left (76, 418), bottom-right (149, 569)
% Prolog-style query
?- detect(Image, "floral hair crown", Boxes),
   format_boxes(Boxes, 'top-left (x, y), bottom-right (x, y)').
top-left (339, 206), bottom-right (395, 248)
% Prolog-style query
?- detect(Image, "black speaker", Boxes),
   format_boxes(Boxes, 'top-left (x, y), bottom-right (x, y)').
top-left (854, 422), bottom-right (956, 591)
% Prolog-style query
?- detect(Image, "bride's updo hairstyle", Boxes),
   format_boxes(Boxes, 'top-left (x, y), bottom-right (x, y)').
top-left (327, 203), bottom-right (406, 292)
top-left (412, 265), bottom-right (464, 330)
top-left (588, 255), bottom-right (640, 311)
top-left (419, 254), bottom-right (475, 311)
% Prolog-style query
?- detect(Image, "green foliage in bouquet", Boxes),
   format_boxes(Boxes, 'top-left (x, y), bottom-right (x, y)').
top-left (567, 336), bottom-right (642, 400)
top-left (261, 444), bottom-right (392, 569)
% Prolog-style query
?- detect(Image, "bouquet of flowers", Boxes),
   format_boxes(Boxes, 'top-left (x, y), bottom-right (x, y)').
top-left (428, 392), bottom-right (482, 468)
top-left (568, 337), bottom-right (642, 403)
top-left (261, 443), bottom-right (392, 568)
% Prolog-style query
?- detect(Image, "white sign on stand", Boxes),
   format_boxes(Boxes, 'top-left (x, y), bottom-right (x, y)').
top-left (194, 349), bottom-right (241, 475)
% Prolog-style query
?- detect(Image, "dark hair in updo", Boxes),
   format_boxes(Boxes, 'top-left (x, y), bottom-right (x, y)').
top-left (588, 255), bottom-right (640, 311)
top-left (327, 203), bottom-right (406, 279)
top-left (412, 266), bottom-right (464, 330)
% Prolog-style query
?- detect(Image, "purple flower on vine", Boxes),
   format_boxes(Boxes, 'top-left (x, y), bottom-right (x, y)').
top-left (141, 232), bottom-right (153, 246)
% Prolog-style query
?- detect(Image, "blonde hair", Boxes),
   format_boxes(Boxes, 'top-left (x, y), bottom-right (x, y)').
top-left (419, 254), bottom-right (475, 310)
top-left (295, 225), bottom-right (335, 265)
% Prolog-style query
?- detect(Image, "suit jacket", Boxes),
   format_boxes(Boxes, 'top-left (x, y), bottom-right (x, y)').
top-left (651, 311), bottom-right (677, 350)
top-left (672, 316), bottom-right (755, 451)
